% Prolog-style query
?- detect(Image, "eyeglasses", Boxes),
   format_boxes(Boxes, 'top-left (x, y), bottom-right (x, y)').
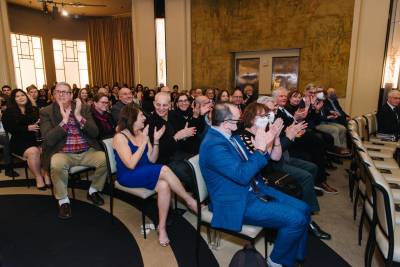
top-left (55, 90), bottom-right (71, 96)
top-left (225, 119), bottom-right (241, 123)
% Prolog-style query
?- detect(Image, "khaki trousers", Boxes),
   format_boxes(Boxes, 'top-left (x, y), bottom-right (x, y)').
top-left (50, 148), bottom-right (107, 200)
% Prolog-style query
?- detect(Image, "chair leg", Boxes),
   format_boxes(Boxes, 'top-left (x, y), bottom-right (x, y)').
top-left (353, 188), bottom-right (360, 220)
top-left (264, 232), bottom-right (268, 259)
top-left (365, 229), bottom-right (374, 267)
top-left (195, 223), bottom-right (201, 267)
top-left (24, 166), bottom-right (29, 188)
top-left (110, 182), bottom-right (114, 224)
top-left (358, 208), bottom-right (365, 245)
top-left (142, 200), bottom-right (146, 239)
top-left (71, 175), bottom-right (76, 199)
top-left (366, 237), bottom-right (376, 267)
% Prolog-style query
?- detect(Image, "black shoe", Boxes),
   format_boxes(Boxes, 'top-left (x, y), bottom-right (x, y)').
top-left (58, 203), bottom-right (72, 219)
top-left (5, 169), bottom-right (19, 177)
top-left (309, 221), bottom-right (331, 240)
top-left (87, 192), bottom-right (104, 206)
top-left (315, 188), bottom-right (324, 197)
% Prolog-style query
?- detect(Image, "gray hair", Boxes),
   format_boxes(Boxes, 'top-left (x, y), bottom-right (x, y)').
top-left (211, 102), bottom-right (235, 126)
top-left (388, 89), bottom-right (400, 98)
top-left (257, 96), bottom-right (274, 105)
top-left (272, 87), bottom-right (287, 100)
top-left (55, 82), bottom-right (72, 92)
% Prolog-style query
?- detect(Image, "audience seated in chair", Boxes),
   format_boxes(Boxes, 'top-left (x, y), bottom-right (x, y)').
top-left (1, 89), bottom-right (49, 189)
top-left (241, 101), bottom-right (331, 240)
top-left (199, 102), bottom-right (310, 267)
top-left (111, 87), bottom-right (134, 124)
top-left (273, 87), bottom-right (338, 194)
top-left (112, 103), bottom-right (197, 247)
top-left (147, 92), bottom-right (197, 185)
top-left (91, 93), bottom-right (115, 141)
top-left (377, 89), bottom-right (400, 138)
top-left (40, 82), bottom-right (107, 219)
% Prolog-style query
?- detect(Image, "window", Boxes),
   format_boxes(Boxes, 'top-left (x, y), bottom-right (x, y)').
top-left (11, 33), bottom-right (46, 90)
top-left (155, 18), bottom-right (167, 86)
top-left (52, 39), bottom-right (89, 88)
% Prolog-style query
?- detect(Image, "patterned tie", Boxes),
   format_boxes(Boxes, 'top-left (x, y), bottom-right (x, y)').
top-left (229, 136), bottom-right (258, 192)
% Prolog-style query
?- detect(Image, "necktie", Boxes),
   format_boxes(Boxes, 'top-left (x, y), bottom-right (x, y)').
top-left (229, 136), bottom-right (258, 192)
top-left (229, 136), bottom-right (248, 160)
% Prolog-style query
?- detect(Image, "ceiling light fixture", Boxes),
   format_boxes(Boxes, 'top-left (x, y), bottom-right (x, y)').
top-left (61, 9), bottom-right (69, 17)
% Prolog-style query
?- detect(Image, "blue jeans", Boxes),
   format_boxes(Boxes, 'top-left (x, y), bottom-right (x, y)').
top-left (277, 157), bottom-right (320, 213)
top-left (243, 187), bottom-right (310, 267)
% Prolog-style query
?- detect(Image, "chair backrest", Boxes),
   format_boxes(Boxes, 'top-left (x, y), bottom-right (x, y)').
top-left (354, 116), bottom-right (369, 141)
top-left (370, 165), bottom-right (394, 236)
top-left (372, 181), bottom-right (395, 259)
top-left (101, 138), bottom-right (117, 176)
top-left (186, 155), bottom-right (209, 203)
top-left (364, 113), bottom-right (378, 135)
top-left (348, 120), bottom-right (359, 134)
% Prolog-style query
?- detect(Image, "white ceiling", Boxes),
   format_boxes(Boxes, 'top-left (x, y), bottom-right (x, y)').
top-left (7, 0), bottom-right (132, 17)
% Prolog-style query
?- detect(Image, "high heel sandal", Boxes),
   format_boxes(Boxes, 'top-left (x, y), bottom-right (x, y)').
top-left (157, 227), bottom-right (170, 247)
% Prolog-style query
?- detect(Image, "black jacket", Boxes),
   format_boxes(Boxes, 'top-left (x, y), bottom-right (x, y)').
top-left (377, 102), bottom-right (400, 137)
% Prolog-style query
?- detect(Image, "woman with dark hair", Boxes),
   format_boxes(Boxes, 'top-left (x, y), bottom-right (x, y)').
top-left (135, 84), bottom-right (144, 103)
top-left (113, 103), bottom-right (197, 247)
top-left (170, 93), bottom-right (204, 155)
top-left (78, 88), bottom-right (92, 105)
top-left (217, 89), bottom-right (230, 102)
top-left (2, 89), bottom-right (50, 189)
top-left (142, 89), bottom-right (156, 115)
top-left (91, 93), bottom-right (115, 140)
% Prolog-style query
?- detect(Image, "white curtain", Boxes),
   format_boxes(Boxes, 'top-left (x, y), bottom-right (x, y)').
top-left (0, 1), bottom-right (15, 87)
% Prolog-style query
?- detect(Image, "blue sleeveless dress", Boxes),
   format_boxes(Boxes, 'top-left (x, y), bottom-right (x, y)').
top-left (114, 139), bottom-right (163, 190)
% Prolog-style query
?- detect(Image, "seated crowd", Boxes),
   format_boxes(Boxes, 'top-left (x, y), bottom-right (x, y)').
top-left (0, 81), bottom-right (364, 267)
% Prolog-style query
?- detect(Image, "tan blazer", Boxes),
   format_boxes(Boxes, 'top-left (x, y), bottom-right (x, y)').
top-left (40, 102), bottom-right (101, 171)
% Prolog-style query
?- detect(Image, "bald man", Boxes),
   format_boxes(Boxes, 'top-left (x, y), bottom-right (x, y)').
top-left (110, 87), bottom-right (134, 123)
top-left (377, 89), bottom-right (400, 138)
top-left (146, 92), bottom-right (199, 189)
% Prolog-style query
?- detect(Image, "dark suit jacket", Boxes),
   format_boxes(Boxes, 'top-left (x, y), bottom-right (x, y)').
top-left (377, 102), bottom-right (400, 137)
top-left (322, 98), bottom-right (347, 125)
top-left (40, 102), bottom-right (100, 171)
top-left (110, 101), bottom-right (125, 124)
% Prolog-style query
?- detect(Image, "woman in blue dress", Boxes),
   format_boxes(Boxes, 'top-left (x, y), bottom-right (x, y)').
top-left (113, 103), bottom-right (197, 247)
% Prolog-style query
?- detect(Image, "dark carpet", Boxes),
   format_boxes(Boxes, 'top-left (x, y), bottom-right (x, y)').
top-left (0, 180), bottom-right (352, 267)
top-left (0, 194), bottom-right (143, 267)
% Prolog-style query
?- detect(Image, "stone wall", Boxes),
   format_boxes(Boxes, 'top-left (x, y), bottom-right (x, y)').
top-left (191, 0), bottom-right (355, 96)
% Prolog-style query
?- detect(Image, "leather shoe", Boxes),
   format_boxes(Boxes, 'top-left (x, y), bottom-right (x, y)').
top-left (5, 169), bottom-right (19, 177)
top-left (87, 192), bottom-right (104, 206)
top-left (58, 203), bottom-right (72, 219)
top-left (309, 221), bottom-right (331, 240)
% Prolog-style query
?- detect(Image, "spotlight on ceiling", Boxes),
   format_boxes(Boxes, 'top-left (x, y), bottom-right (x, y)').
top-left (61, 9), bottom-right (69, 17)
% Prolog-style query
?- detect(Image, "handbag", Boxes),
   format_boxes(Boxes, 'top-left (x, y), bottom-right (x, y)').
top-left (261, 170), bottom-right (303, 199)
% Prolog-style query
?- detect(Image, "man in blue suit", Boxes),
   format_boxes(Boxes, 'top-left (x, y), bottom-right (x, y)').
top-left (199, 102), bottom-right (310, 267)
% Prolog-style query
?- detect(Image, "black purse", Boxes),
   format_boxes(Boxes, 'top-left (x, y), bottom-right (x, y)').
top-left (261, 171), bottom-right (303, 199)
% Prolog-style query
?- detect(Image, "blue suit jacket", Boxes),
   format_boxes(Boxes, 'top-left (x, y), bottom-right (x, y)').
top-left (199, 128), bottom-right (269, 232)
